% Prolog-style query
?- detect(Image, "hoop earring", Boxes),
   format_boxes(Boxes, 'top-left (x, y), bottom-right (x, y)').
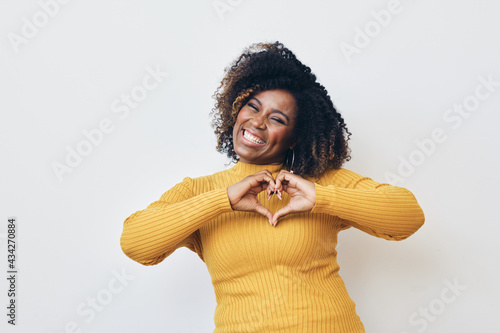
top-left (288, 148), bottom-right (295, 174)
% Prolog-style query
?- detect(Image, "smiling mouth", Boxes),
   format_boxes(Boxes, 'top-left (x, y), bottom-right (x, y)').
top-left (243, 129), bottom-right (265, 144)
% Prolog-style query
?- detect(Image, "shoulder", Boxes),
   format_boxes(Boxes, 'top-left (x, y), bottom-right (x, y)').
top-left (190, 166), bottom-right (234, 184)
top-left (158, 176), bottom-right (195, 202)
top-left (185, 167), bottom-right (236, 194)
top-left (311, 167), bottom-right (371, 188)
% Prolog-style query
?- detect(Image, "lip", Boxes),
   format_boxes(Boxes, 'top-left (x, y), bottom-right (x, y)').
top-left (241, 128), bottom-right (266, 146)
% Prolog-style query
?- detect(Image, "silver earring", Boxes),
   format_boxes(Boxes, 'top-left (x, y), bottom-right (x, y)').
top-left (289, 148), bottom-right (295, 174)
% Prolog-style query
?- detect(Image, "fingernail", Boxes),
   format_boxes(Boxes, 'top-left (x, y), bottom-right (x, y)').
top-left (278, 191), bottom-right (282, 200)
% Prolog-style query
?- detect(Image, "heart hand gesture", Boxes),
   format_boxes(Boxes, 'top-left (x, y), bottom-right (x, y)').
top-left (227, 169), bottom-right (316, 226)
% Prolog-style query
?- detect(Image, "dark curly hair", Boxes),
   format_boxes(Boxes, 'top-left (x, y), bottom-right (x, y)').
top-left (211, 41), bottom-right (351, 178)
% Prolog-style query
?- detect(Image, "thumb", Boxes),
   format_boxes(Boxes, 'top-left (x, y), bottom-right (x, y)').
top-left (271, 204), bottom-right (295, 227)
top-left (253, 203), bottom-right (274, 225)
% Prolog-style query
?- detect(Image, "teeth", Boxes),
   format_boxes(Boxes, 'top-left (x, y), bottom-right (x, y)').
top-left (243, 130), bottom-right (265, 144)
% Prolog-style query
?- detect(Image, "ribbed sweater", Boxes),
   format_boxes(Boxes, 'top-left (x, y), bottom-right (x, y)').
top-left (120, 161), bottom-right (425, 332)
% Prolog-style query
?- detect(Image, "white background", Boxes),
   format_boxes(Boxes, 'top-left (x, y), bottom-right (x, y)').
top-left (1, 1), bottom-right (499, 332)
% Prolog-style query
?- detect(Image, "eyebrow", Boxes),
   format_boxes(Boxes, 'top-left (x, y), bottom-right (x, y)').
top-left (250, 97), bottom-right (290, 123)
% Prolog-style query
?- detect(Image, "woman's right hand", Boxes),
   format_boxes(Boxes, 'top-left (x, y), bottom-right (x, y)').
top-left (227, 170), bottom-right (276, 224)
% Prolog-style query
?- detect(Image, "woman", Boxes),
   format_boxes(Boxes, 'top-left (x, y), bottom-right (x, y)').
top-left (120, 42), bottom-right (425, 332)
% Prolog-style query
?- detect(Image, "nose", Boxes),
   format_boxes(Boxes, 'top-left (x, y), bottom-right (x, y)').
top-left (251, 113), bottom-right (266, 129)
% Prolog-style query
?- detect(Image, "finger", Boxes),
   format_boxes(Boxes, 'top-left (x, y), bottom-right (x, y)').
top-left (264, 178), bottom-right (277, 200)
top-left (278, 171), bottom-right (308, 193)
top-left (259, 172), bottom-right (275, 199)
top-left (267, 184), bottom-right (276, 201)
top-left (274, 172), bottom-right (283, 191)
top-left (253, 203), bottom-right (274, 224)
top-left (276, 170), bottom-right (294, 184)
top-left (258, 171), bottom-right (276, 187)
top-left (275, 171), bottom-right (294, 199)
top-left (270, 179), bottom-right (281, 200)
top-left (251, 171), bottom-right (275, 199)
top-left (271, 204), bottom-right (295, 226)
top-left (261, 169), bottom-right (273, 178)
top-left (251, 173), bottom-right (276, 192)
top-left (256, 169), bottom-right (274, 182)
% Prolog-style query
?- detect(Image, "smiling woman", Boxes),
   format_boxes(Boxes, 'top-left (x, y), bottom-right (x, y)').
top-left (119, 41), bottom-right (425, 333)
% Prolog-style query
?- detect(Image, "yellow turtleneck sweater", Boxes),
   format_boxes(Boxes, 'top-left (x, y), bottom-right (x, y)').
top-left (120, 162), bottom-right (424, 332)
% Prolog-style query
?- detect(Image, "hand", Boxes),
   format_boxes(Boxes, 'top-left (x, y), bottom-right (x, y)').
top-left (227, 170), bottom-right (276, 223)
top-left (271, 170), bottom-right (316, 227)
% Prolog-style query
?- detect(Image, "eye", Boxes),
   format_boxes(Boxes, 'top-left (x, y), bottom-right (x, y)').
top-left (247, 103), bottom-right (259, 111)
top-left (271, 117), bottom-right (285, 124)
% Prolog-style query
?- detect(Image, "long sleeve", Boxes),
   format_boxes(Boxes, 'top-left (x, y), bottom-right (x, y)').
top-left (120, 177), bottom-right (234, 266)
top-left (311, 168), bottom-right (425, 241)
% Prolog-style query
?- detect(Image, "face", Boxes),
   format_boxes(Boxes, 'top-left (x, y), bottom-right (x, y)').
top-left (232, 89), bottom-right (297, 165)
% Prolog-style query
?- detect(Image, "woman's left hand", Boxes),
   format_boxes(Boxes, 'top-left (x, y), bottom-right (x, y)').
top-left (271, 170), bottom-right (316, 227)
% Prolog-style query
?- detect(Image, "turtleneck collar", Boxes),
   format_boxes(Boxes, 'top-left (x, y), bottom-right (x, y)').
top-left (230, 160), bottom-right (285, 175)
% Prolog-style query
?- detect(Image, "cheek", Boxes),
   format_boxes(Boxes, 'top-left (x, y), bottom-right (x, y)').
top-left (234, 111), bottom-right (249, 127)
top-left (233, 114), bottom-right (244, 132)
top-left (269, 128), bottom-right (293, 146)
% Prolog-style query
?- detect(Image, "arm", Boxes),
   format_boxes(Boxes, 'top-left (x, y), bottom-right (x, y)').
top-left (120, 177), bottom-right (233, 266)
top-left (311, 169), bottom-right (425, 240)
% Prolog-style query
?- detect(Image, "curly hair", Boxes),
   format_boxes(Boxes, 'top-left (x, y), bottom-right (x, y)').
top-left (211, 41), bottom-right (351, 178)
